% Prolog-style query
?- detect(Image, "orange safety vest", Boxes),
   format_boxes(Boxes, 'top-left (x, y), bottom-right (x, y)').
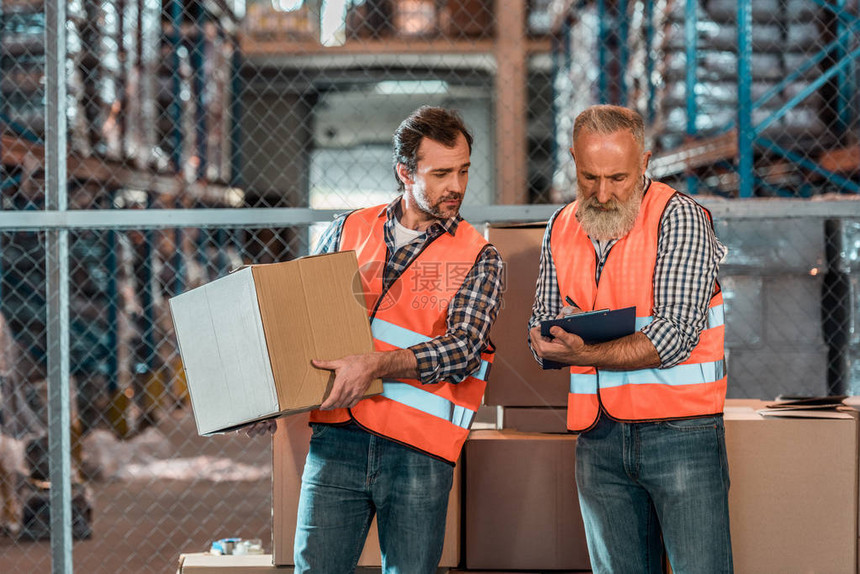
top-left (550, 181), bottom-right (726, 432)
top-left (309, 204), bottom-right (495, 463)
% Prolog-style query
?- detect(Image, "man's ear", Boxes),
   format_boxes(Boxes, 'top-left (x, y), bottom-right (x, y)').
top-left (396, 163), bottom-right (413, 186)
top-left (642, 150), bottom-right (652, 173)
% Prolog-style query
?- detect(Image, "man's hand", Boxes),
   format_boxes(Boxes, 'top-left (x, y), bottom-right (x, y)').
top-left (313, 353), bottom-right (381, 410)
top-left (557, 305), bottom-right (582, 319)
top-left (530, 326), bottom-right (662, 371)
top-left (243, 418), bottom-right (278, 438)
top-left (529, 325), bottom-right (588, 366)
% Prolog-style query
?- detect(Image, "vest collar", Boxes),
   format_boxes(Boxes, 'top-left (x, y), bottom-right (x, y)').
top-left (383, 195), bottom-right (460, 238)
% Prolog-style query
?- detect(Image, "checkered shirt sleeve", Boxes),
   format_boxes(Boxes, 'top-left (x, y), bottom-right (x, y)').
top-left (409, 244), bottom-right (504, 384)
top-left (527, 207), bottom-right (565, 367)
top-left (311, 215), bottom-right (347, 256)
top-left (641, 194), bottom-right (727, 367)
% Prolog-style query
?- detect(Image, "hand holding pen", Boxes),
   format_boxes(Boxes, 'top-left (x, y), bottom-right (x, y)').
top-left (558, 295), bottom-right (583, 319)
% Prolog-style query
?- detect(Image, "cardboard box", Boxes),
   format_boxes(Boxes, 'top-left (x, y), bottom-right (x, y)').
top-left (725, 406), bottom-right (858, 573)
top-left (502, 407), bottom-right (568, 433)
top-left (464, 430), bottom-right (590, 570)
top-left (169, 252), bottom-right (382, 435)
top-left (467, 408), bottom-right (858, 573)
top-left (177, 553), bottom-right (284, 573)
top-left (272, 413), bottom-right (461, 566)
top-left (484, 224), bottom-right (569, 407)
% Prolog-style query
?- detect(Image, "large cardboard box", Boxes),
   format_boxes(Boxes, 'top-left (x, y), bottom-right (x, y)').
top-left (271, 413), bottom-right (461, 566)
top-left (725, 404), bottom-right (858, 573)
top-left (169, 252), bottom-right (382, 435)
top-left (502, 406), bottom-right (568, 433)
top-left (464, 429), bottom-right (590, 570)
top-left (485, 224), bottom-right (569, 407)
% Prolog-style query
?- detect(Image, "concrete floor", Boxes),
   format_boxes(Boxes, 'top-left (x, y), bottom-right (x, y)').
top-left (0, 409), bottom-right (462, 573)
top-left (0, 408), bottom-right (274, 573)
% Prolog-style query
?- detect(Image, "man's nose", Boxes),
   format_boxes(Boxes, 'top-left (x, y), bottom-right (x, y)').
top-left (593, 178), bottom-right (611, 204)
top-left (451, 173), bottom-right (466, 194)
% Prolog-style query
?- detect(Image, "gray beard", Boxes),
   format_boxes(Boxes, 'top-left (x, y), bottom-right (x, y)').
top-left (575, 181), bottom-right (644, 241)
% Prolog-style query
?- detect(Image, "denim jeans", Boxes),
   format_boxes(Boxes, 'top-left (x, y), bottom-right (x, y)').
top-left (575, 414), bottom-right (733, 574)
top-left (294, 422), bottom-right (454, 574)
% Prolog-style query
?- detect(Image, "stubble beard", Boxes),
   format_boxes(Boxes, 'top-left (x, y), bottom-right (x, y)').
top-left (575, 178), bottom-right (644, 241)
top-left (414, 187), bottom-right (462, 220)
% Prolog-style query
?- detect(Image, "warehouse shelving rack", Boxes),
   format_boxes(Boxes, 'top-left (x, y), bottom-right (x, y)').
top-left (550, 0), bottom-right (860, 197)
top-left (0, 0), bottom-right (243, 437)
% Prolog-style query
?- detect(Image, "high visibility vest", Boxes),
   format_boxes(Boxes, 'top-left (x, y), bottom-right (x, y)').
top-left (550, 181), bottom-right (726, 432)
top-left (309, 204), bottom-right (494, 463)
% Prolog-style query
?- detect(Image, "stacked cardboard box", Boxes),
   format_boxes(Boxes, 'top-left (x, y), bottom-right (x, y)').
top-left (464, 430), bottom-right (590, 571)
top-left (270, 412), bottom-right (462, 567)
top-left (484, 223), bottom-right (569, 433)
top-left (177, 553), bottom-right (284, 573)
top-left (725, 403), bottom-right (858, 573)
top-left (463, 403), bottom-right (859, 573)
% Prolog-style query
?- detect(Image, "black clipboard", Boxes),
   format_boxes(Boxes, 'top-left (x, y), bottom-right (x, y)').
top-left (539, 306), bottom-right (637, 370)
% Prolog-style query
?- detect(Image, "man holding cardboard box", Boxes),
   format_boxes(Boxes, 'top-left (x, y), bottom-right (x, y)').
top-left (251, 106), bottom-right (503, 573)
top-left (528, 105), bottom-right (732, 573)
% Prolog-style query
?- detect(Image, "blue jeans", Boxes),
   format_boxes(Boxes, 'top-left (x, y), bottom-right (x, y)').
top-left (294, 422), bottom-right (454, 574)
top-left (575, 414), bottom-right (733, 574)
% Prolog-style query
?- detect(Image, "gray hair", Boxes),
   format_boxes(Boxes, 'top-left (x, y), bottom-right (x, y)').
top-left (573, 105), bottom-right (645, 150)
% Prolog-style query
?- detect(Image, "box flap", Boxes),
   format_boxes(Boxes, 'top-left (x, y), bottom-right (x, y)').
top-left (253, 252), bottom-right (379, 411)
top-left (169, 268), bottom-right (279, 435)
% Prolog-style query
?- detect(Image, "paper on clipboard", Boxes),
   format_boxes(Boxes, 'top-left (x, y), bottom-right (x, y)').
top-left (539, 306), bottom-right (636, 370)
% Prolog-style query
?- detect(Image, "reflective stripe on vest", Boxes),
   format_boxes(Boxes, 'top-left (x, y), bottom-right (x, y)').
top-left (372, 318), bottom-right (492, 381)
top-left (634, 305), bottom-right (725, 331)
top-left (381, 380), bottom-right (476, 429)
top-left (570, 358), bottom-right (726, 393)
top-left (571, 305), bottom-right (726, 395)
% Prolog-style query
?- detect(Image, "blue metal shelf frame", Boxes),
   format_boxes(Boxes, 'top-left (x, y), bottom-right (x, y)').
top-left (643, 0), bottom-right (656, 124)
top-left (191, 3), bottom-right (208, 181)
top-left (596, 0), bottom-right (630, 105)
top-left (735, 0), bottom-right (860, 197)
top-left (169, 0), bottom-right (184, 172)
top-left (106, 195), bottom-right (119, 394)
top-left (597, 0), bottom-right (609, 102)
top-left (737, 0), bottom-right (754, 198)
top-left (617, 0), bottom-right (630, 106)
top-left (733, 0), bottom-right (860, 196)
top-left (554, 0), bottom-right (860, 198)
top-left (685, 0), bottom-right (698, 194)
top-left (140, 194), bottom-right (156, 377)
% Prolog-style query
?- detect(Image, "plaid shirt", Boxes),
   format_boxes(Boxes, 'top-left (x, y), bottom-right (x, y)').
top-left (314, 197), bottom-right (504, 384)
top-left (529, 179), bottom-right (727, 368)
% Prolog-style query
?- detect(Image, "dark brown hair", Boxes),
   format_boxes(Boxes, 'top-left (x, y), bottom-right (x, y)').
top-left (392, 106), bottom-right (473, 191)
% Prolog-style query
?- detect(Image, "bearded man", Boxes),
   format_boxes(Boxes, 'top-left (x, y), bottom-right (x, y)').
top-left (529, 105), bottom-right (733, 574)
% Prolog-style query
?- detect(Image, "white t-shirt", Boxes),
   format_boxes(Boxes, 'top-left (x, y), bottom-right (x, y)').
top-left (393, 218), bottom-right (425, 251)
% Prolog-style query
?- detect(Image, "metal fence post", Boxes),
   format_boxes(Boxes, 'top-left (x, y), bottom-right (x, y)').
top-left (44, 0), bottom-right (72, 570)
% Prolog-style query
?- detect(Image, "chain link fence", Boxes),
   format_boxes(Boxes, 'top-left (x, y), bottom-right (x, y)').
top-left (0, 0), bottom-right (857, 571)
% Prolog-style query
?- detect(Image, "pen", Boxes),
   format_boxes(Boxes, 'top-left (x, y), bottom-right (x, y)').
top-left (565, 296), bottom-right (576, 307)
